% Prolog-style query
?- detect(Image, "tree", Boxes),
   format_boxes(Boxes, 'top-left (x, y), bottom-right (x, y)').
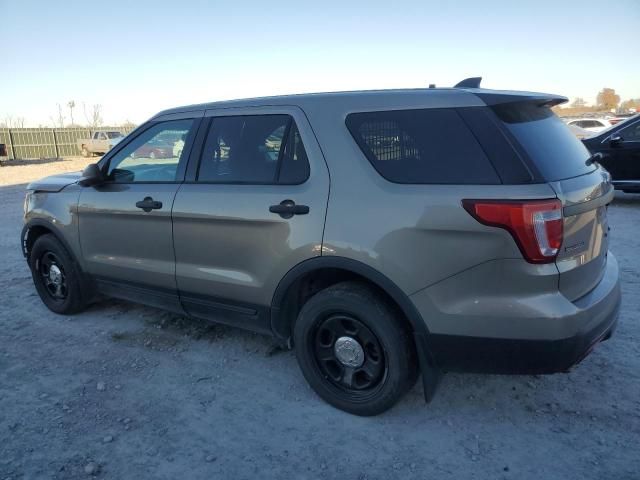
top-left (571, 97), bottom-right (587, 108)
top-left (1, 115), bottom-right (25, 128)
top-left (67, 100), bottom-right (76, 125)
top-left (596, 88), bottom-right (620, 111)
top-left (49, 104), bottom-right (66, 128)
top-left (83, 103), bottom-right (103, 128)
top-left (620, 98), bottom-right (640, 112)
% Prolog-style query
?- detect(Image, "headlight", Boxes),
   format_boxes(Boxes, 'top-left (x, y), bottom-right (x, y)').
top-left (24, 191), bottom-right (33, 216)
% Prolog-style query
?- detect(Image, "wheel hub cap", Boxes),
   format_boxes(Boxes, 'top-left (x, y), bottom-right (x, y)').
top-left (48, 264), bottom-right (62, 285)
top-left (334, 336), bottom-right (365, 367)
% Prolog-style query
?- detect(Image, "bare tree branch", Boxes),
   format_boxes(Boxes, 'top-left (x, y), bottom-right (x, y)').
top-left (82, 103), bottom-right (103, 128)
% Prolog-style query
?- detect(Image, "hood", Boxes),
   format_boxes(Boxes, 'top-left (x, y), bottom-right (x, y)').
top-left (27, 171), bottom-right (83, 192)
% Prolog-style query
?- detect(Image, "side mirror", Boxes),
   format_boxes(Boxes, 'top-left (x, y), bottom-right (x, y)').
top-left (609, 134), bottom-right (623, 146)
top-left (78, 163), bottom-right (105, 187)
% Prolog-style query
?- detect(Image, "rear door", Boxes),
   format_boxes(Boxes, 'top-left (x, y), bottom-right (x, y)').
top-left (171, 107), bottom-right (329, 332)
top-left (491, 102), bottom-right (613, 300)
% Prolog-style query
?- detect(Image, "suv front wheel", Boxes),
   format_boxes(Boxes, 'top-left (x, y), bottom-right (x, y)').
top-left (294, 281), bottom-right (417, 416)
top-left (29, 234), bottom-right (88, 315)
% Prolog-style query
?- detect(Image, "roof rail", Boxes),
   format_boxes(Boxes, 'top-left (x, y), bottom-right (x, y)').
top-left (454, 77), bottom-right (482, 88)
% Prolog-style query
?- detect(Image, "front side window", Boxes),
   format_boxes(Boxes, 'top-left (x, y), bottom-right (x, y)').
top-left (198, 114), bottom-right (309, 184)
top-left (346, 108), bottom-right (500, 184)
top-left (97, 132), bottom-right (107, 140)
top-left (620, 120), bottom-right (640, 141)
top-left (106, 119), bottom-right (194, 183)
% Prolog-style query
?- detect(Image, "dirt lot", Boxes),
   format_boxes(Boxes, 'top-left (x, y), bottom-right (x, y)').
top-left (1, 158), bottom-right (639, 479)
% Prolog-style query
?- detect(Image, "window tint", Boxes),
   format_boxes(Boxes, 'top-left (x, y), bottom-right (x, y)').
top-left (457, 107), bottom-right (533, 184)
top-left (491, 103), bottom-right (594, 181)
top-left (620, 120), bottom-right (640, 141)
top-left (106, 119), bottom-right (193, 183)
top-left (198, 115), bottom-right (309, 184)
top-left (346, 109), bottom-right (500, 184)
top-left (97, 132), bottom-right (107, 140)
top-left (278, 124), bottom-right (310, 184)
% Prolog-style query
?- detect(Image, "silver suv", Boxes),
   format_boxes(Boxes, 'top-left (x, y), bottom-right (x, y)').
top-left (22, 79), bottom-right (621, 415)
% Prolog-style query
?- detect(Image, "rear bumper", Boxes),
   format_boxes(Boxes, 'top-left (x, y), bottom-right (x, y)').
top-left (414, 253), bottom-right (621, 374)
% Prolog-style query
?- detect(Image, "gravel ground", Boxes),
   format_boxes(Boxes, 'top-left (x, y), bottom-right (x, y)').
top-left (0, 160), bottom-right (639, 479)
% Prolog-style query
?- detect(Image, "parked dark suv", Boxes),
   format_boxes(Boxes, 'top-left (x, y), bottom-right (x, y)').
top-left (582, 114), bottom-right (640, 193)
top-left (22, 79), bottom-right (621, 415)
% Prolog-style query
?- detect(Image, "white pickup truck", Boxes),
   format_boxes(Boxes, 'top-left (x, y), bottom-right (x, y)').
top-left (77, 131), bottom-right (124, 157)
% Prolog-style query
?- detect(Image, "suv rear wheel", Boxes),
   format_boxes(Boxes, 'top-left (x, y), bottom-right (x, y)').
top-left (293, 281), bottom-right (417, 416)
top-left (29, 234), bottom-right (88, 315)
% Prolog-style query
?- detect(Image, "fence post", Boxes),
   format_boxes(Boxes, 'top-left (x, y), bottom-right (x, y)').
top-left (52, 130), bottom-right (60, 159)
top-left (8, 129), bottom-right (16, 160)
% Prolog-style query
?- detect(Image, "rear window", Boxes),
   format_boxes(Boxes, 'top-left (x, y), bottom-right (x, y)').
top-left (491, 103), bottom-right (595, 181)
top-left (346, 109), bottom-right (500, 184)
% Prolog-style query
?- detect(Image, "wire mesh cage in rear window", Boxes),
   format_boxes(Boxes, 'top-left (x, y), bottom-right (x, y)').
top-left (346, 109), bottom-right (501, 184)
top-left (358, 120), bottom-right (420, 162)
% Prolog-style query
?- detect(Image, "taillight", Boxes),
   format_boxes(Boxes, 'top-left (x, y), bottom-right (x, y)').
top-left (462, 199), bottom-right (563, 264)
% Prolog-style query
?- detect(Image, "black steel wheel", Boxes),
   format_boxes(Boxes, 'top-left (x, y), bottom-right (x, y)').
top-left (313, 314), bottom-right (386, 393)
top-left (294, 281), bottom-right (417, 416)
top-left (37, 251), bottom-right (68, 302)
top-left (29, 234), bottom-right (89, 315)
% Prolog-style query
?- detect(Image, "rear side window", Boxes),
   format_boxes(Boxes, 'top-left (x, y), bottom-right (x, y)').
top-left (346, 109), bottom-right (500, 184)
top-left (491, 103), bottom-right (595, 181)
top-left (198, 115), bottom-right (310, 184)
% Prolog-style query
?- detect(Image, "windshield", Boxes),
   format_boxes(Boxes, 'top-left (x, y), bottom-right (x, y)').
top-left (492, 102), bottom-right (595, 181)
top-left (106, 132), bottom-right (123, 139)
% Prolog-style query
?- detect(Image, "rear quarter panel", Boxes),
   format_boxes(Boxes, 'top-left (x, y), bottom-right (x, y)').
top-left (302, 95), bottom-right (559, 295)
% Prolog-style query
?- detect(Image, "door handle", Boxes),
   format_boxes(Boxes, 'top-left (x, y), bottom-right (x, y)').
top-left (269, 200), bottom-right (310, 219)
top-left (135, 196), bottom-right (163, 212)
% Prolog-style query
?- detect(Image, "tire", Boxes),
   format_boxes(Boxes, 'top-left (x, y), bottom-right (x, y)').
top-left (28, 234), bottom-right (88, 315)
top-left (80, 146), bottom-right (90, 157)
top-left (293, 281), bottom-right (417, 416)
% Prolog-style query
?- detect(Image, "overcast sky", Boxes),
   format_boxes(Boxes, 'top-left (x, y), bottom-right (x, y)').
top-left (1, 0), bottom-right (639, 126)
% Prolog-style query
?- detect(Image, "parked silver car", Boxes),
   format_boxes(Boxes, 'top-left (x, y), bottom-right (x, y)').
top-left (22, 79), bottom-right (621, 415)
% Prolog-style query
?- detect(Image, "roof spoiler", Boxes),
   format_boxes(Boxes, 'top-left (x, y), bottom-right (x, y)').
top-left (476, 92), bottom-right (568, 107)
top-left (452, 76), bottom-right (568, 107)
top-left (454, 77), bottom-right (482, 88)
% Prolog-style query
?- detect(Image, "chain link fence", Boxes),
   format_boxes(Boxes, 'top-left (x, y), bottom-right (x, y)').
top-left (0, 126), bottom-right (137, 160)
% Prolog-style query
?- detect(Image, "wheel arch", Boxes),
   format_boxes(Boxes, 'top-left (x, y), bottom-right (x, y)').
top-left (22, 219), bottom-right (77, 264)
top-left (270, 256), bottom-right (429, 341)
top-left (270, 256), bottom-right (441, 402)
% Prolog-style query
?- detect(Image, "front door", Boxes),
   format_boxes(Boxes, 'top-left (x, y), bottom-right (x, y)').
top-left (171, 108), bottom-right (330, 332)
top-left (78, 118), bottom-right (199, 311)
